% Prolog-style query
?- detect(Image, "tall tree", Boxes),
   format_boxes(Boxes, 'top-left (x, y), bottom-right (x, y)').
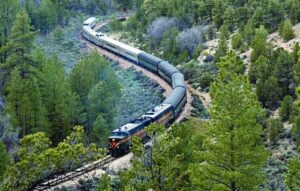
top-left (2, 9), bottom-right (36, 80)
top-left (190, 52), bottom-right (268, 190)
top-left (5, 69), bottom-right (48, 137)
top-left (0, 0), bottom-right (19, 63)
top-left (0, 142), bottom-right (8, 183)
top-left (251, 25), bottom-right (269, 62)
top-left (39, 56), bottom-right (80, 145)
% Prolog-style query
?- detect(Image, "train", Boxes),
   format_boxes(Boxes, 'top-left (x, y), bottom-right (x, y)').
top-left (82, 17), bottom-right (187, 157)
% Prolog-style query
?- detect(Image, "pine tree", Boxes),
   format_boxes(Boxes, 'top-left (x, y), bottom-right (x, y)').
top-left (267, 118), bottom-right (283, 145)
top-left (2, 9), bottom-right (36, 80)
top-left (5, 69), bottom-right (48, 137)
top-left (251, 25), bottom-right (269, 62)
top-left (0, 142), bottom-right (8, 183)
top-left (285, 156), bottom-right (300, 190)
top-left (279, 19), bottom-right (295, 42)
top-left (39, 56), bottom-right (80, 145)
top-left (190, 51), bottom-right (268, 190)
top-left (0, 0), bottom-right (19, 63)
top-left (279, 95), bottom-right (294, 121)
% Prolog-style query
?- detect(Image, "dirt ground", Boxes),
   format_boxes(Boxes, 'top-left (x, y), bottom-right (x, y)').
top-left (268, 23), bottom-right (300, 52)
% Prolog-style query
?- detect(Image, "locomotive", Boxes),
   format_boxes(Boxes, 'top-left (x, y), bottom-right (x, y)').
top-left (82, 18), bottom-right (187, 157)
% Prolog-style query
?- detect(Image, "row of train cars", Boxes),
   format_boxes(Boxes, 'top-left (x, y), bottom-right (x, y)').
top-left (82, 17), bottom-right (187, 157)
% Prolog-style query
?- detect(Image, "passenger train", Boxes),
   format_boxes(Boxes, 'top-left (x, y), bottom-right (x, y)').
top-left (82, 17), bottom-right (187, 157)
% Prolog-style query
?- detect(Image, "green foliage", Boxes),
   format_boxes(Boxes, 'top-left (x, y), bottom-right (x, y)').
top-left (2, 126), bottom-right (103, 191)
top-left (109, 17), bottom-right (123, 31)
top-left (98, 174), bottom-right (112, 191)
top-left (5, 69), bottom-right (48, 137)
top-left (118, 120), bottom-right (207, 190)
top-left (39, 55), bottom-right (82, 145)
top-left (2, 9), bottom-right (36, 79)
top-left (0, 142), bottom-right (9, 183)
top-left (213, 37), bottom-right (227, 63)
top-left (285, 156), bottom-right (300, 190)
top-left (267, 118), bottom-right (283, 145)
top-left (256, 76), bottom-right (281, 109)
top-left (52, 27), bottom-right (65, 44)
top-left (279, 95), bottom-right (294, 121)
top-left (279, 19), bottom-right (295, 42)
top-left (292, 87), bottom-right (300, 145)
top-left (88, 80), bottom-right (121, 144)
top-left (0, 0), bottom-right (19, 63)
top-left (251, 25), bottom-right (269, 62)
top-left (217, 51), bottom-right (245, 82)
top-left (249, 55), bottom-right (270, 84)
top-left (231, 32), bottom-right (243, 50)
top-left (70, 52), bottom-right (121, 145)
top-left (193, 60), bottom-right (268, 190)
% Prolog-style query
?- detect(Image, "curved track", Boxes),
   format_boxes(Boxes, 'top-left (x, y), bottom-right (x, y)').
top-left (83, 40), bottom-right (193, 122)
top-left (35, 17), bottom-right (211, 190)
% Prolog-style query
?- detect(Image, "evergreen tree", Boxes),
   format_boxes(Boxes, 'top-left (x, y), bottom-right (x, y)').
top-left (267, 118), bottom-right (283, 145)
top-left (5, 69), bottom-right (48, 137)
top-left (2, 126), bottom-right (102, 191)
top-left (294, 49), bottom-right (300, 85)
top-left (87, 81), bottom-right (121, 140)
top-left (191, 52), bottom-right (268, 190)
top-left (285, 156), bottom-right (300, 190)
top-left (39, 56), bottom-right (80, 145)
top-left (35, 0), bottom-right (57, 33)
top-left (251, 25), bottom-right (269, 62)
top-left (279, 95), bottom-right (294, 121)
top-left (256, 76), bottom-right (281, 108)
top-left (2, 9), bottom-right (36, 80)
top-left (248, 55), bottom-right (270, 84)
top-left (0, 0), bottom-right (19, 63)
top-left (119, 120), bottom-right (206, 190)
top-left (231, 32), bottom-right (243, 50)
top-left (292, 87), bottom-right (300, 145)
top-left (273, 49), bottom-right (294, 97)
top-left (0, 142), bottom-right (8, 183)
top-left (279, 19), bottom-right (295, 42)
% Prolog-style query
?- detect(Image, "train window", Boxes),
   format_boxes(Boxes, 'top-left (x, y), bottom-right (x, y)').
top-left (111, 132), bottom-right (127, 137)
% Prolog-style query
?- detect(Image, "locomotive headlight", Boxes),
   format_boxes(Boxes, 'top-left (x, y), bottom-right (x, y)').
top-left (112, 139), bottom-right (115, 141)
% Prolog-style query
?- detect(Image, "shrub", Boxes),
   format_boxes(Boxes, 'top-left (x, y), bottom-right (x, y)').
top-left (279, 19), bottom-right (295, 42)
top-left (268, 118), bottom-right (283, 145)
top-left (231, 33), bottom-right (243, 50)
top-left (279, 95), bottom-right (294, 121)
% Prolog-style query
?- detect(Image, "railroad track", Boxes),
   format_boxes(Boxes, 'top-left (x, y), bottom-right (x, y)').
top-left (34, 156), bottom-right (115, 191)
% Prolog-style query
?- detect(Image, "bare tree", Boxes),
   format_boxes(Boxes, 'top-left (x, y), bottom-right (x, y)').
top-left (147, 17), bottom-right (179, 41)
top-left (176, 26), bottom-right (205, 56)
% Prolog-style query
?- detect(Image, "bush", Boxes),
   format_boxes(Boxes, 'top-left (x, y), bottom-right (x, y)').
top-left (268, 118), bottom-right (283, 145)
top-left (176, 26), bottom-right (205, 56)
top-left (147, 17), bottom-right (179, 42)
top-left (279, 95), bottom-right (294, 121)
top-left (231, 33), bottom-right (243, 50)
top-left (279, 19), bottom-right (295, 42)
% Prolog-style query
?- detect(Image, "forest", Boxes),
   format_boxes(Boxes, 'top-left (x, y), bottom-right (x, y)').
top-left (1, 0), bottom-right (300, 190)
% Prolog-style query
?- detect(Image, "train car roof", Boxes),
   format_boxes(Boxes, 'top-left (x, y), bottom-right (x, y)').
top-left (138, 52), bottom-right (162, 64)
top-left (142, 103), bottom-right (172, 119)
top-left (163, 87), bottom-right (186, 107)
top-left (83, 17), bottom-right (96, 25)
top-left (158, 61), bottom-right (179, 75)
top-left (172, 72), bottom-right (185, 88)
top-left (101, 36), bottom-right (142, 55)
top-left (112, 117), bottom-right (150, 134)
top-left (83, 26), bottom-right (97, 35)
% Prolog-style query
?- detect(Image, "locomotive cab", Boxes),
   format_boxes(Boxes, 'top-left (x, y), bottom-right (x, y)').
top-left (108, 131), bottom-right (129, 157)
